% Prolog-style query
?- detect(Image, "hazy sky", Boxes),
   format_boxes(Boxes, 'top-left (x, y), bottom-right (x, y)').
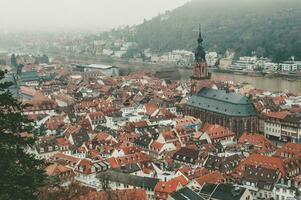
top-left (0, 0), bottom-right (189, 32)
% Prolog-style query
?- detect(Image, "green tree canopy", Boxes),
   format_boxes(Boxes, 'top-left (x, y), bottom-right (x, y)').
top-left (0, 70), bottom-right (46, 200)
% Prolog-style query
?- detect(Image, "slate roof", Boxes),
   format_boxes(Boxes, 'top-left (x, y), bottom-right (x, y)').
top-left (200, 183), bottom-right (247, 200)
top-left (98, 170), bottom-right (159, 190)
top-left (243, 165), bottom-right (280, 190)
top-left (72, 128), bottom-right (90, 147)
top-left (134, 134), bottom-right (152, 148)
top-left (187, 88), bottom-right (257, 117)
top-left (170, 187), bottom-right (206, 200)
top-left (1, 73), bottom-right (19, 97)
top-left (172, 147), bottom-right (200, 164)
top-left (20, 71), bottom-right (40, 82)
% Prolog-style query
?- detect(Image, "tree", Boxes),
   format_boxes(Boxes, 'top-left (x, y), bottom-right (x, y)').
top-left (0, 70), bottom-right (46, 200)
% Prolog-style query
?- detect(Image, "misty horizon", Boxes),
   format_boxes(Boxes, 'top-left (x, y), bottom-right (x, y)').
top-left (0, 0), bottom-right (189, 33)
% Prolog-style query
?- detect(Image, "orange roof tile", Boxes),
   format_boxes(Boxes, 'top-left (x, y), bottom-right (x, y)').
top-left (144, 103), bottom-right (158, 116)
top-left (266, 111), bottom-right (289, 120)
top-left (238, 133), bottom-right (276, 154)
top-left (46, 163), bottom-right (71, 176)
top-left (201, 123), bottom-right (235, 140)
top-left (150, 141), bottom-right (164, 152)
top-left (274, 143), bottom-right (301, 158)
top-left (195, 171), bottom-right (225, 186)
top-left (155, 175), bottom-right (188, 194)
top-left (235, 153), bottom-right (286, 177)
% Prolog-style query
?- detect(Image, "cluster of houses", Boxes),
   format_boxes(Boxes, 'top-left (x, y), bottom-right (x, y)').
top-left (220, 55), bottom-right (301, 75)
top-left (2, 55), bottom-right (301, 200)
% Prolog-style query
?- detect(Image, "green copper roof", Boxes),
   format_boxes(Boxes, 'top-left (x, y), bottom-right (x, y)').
top-left (187, 88), bottom-right (257, 117)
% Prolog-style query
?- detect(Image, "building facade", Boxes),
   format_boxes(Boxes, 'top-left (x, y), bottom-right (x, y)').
top-left (185, 88), bottom-right (258, 135)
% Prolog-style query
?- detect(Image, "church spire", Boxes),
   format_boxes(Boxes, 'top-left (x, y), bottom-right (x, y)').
top-left (195, 24), bottom-right (206, 62)
top-left (197, 24), bottom-right (203, 44)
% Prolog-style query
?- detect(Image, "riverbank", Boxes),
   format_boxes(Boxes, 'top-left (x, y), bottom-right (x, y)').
top-left (212, 68), bottom-right (301, 81)
top-left (49, 53), bottom-right (301, 94)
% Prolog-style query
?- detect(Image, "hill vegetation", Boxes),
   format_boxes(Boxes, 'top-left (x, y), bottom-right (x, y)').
top-left (107, 0), bottom-right (301, 61)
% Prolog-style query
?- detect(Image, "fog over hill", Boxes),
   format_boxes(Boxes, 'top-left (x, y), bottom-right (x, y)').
top-left (108, 0), bottom-right (301, 61)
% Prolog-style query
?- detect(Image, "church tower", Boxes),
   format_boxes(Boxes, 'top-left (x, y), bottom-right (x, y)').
top-left (191, 25), bottom-right (211, 93)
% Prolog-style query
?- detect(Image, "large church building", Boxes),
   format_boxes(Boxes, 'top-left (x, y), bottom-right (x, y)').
top-left (184, 26), bottom-right (258, 135)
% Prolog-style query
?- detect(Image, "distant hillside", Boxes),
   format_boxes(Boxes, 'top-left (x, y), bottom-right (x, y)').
top-left (112, 0), bottom-right (301, 61)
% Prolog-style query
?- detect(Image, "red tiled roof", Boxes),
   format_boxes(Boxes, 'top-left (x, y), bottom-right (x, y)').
top-left (88, 111), bottom-right (104, 120)
top-left (144, 102), bottom-right (158, 116)
top-left (235, 153), bottom-right (286, 177)
top-left (50, 152), bottom-right (80, 164)
top-left (178, 167), bottom-right (209, 180)
top-left (56, 138), bottom-right (70, 146)
top-left (155, 175), bottom-right (188, 194)
top-left (150, 141), bottom-right (164, 152)
top-left (75, 159), bottom-right (94, 174)
top-left (45, 163), bottom-right (72, 176)
top-left (238, 133), bottom-right (276, 154)
top-left (95, 132), bottom-right (110, 141)
top-left (106, 153), bottom-right (151, 169)
top-left (176, 116), bottom-right (199, 130)
top-left (46, 116), bottom-right (65, 130)
top-left (274, 143), bottom-right (301, 158)
top-left (64, 125), bottom-right (81, 138)
top-left (195, 171), bottom-right (225, 186)
top-left (265, 111), bottom-right (289, 120)
top-left (201, 123), bottom-right (235, 140)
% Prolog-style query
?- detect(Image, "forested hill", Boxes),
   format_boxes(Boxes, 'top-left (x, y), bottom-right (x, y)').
top-left (112, 0), bottom-right (301, 61)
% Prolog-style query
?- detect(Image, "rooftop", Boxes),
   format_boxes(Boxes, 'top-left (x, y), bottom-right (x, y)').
top-left (187, 88), bottom-right (257, 117)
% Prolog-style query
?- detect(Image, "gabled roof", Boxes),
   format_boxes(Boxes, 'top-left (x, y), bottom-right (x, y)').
top-left (155, 175), bottom-right (188, 194)
top-left (144, 102), bottom-right (158, 116)
top-left (150, 140), bottom-right (164, 152)
top-left (195, 171), bottom-right (225, 186)
top-left (45, 163), bottom-right (72, 176)
top-left (238, 133), bottom-right (276, 154)
top-left (235, 153), bottom-right (286, 177)
top-left (274, 142), bottom-right (301, 158)
top-left (201, 123), bottom-right (235, 140)
top-left (243, 165), bottom-right (280, 190)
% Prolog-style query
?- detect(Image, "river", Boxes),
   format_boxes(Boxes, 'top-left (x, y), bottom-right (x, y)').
top-left (178, 69), bottom-right (301, 94)
top-left (212, 73), bottom-right (301, 94)
top-left (50, 53), bottom-right (300, 94)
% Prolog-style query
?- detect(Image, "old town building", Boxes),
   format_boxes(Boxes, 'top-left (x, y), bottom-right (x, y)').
top-left (185, 88), bottom-right (258, 135)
